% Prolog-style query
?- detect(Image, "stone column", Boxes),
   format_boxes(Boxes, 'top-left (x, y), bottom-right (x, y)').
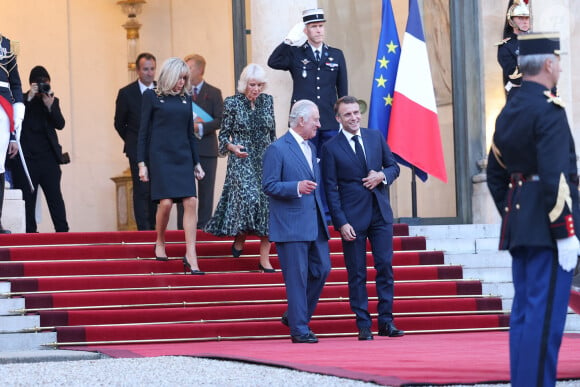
top-left (250, 0), bottom-right (317, 137)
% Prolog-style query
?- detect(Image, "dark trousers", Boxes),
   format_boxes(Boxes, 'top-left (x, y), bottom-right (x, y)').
top-left (128, 154), bottom-right (156, 230)
top-left (341, 200), bottom-right (394, 329)
top-left (509, 246), bottom-right (572, 387)
top-left (9, 153), bottom-right (68, 233)
top-left (177, 155), bottom-right (216, 229)
top-left (276, 217), bottom-right (330, 336)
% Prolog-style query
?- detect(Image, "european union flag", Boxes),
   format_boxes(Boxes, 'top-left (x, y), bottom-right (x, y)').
top-left (368, 0), bottom-right (400, 140)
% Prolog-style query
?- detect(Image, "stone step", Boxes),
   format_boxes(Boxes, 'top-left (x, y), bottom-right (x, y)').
top-left (0, 281), bottom-right (10, 296)
top-left (409, 224), bottom-right (500, 239)
top-left (0, 298), bottom-right (24, 316)
top-left (0, 332), bottom-right (56, 352)
top-left (445, 252), bottom-right (511, 268)
top-left (0, 315), bottom-right (41, 333)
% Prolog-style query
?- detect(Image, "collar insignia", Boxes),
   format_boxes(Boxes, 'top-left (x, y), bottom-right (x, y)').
top-left (544, 90), bottom-right (565, 107)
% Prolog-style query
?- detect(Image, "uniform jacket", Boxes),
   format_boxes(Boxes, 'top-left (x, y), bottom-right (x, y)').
top-left (194, 81), bottom-right (223, 158)
top-left (497, 35), bottom-right (522, 93)
top-left (487, 81), bottom-right (579, 250)
top-left (321, 128), bottom-right (399, 231)
top-left (262, 131), bottom-right (329, 243)
top-left (268, 42), bottom-right (347, 131)
top-left (0, 34), bottom-right (23, 105)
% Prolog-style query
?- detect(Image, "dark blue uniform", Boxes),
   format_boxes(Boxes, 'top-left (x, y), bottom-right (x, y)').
top-left (0, 35), bottom-right (24, 106)
top-left (487, 80), bottom-right (577, 386)
top-left (497, 35), bottom-right (521, 99)
top-left (268, 42), bottom-right (347, 154)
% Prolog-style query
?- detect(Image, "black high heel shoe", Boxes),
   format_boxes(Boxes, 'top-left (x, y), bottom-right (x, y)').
top-left (154, 245), bottom-right (168, 261)
top-left (182, 257), bottom-right (205, 275)
top-left (259, 263), bottom-right (276, 273)
top-left (231, 242), bottom-right (243, 258)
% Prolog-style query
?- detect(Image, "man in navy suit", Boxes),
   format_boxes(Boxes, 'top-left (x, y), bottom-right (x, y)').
top-left (177, 54), bottom-right (223, 230)
top-left (321, 96), bottom-right (403, 341)
top-left (263, 100), bottom-right (331, 343)
top-left (114, 52), bottom-right (157, 230)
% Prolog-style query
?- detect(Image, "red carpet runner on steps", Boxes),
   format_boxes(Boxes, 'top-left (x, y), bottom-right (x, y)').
top-left (0, 224), bottom-right (509, 347)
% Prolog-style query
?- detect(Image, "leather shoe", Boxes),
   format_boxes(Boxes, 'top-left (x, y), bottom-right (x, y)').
top-left (291, 332), bottom-right (318, 343)
top-left (281, 311), bottom-right (289, 327)
top-left (358, 327), bottom-right (374, 341)
top-left (378, 323), bottom-right (405, 337)
top-left (231, 242), bottom-right (243, 258)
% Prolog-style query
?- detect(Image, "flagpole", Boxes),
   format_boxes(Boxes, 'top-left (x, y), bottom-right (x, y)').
top-left (411, 167), bottom-right (417, 218)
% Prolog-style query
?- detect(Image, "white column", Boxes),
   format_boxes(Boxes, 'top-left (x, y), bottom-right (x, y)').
top-left (250, 0), bottom-right (317, 137)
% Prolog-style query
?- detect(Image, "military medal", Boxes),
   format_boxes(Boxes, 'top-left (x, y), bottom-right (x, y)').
top-left (301, 59), bottom-right (310, 79)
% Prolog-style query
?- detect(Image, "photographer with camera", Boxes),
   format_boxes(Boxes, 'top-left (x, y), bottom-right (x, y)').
top-left (9, 65), bottom-right (69, 233)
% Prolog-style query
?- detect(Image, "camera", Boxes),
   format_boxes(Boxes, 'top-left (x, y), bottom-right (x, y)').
top-left (38, 82), bottom-right (51, 94)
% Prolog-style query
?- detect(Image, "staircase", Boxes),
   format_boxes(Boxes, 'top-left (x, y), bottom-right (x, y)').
top-left (409, 224), bottom-right (580, 332)
top-left (0, 225), bottom-right (510, 350)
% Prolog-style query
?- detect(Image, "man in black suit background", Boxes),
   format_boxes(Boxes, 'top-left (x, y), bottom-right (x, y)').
top-left (321, 96), bottom-right (403, 341)
top-left (114, 52), bottom-right (157, 230)
top-left (177, 54), bottom-right (223, 230)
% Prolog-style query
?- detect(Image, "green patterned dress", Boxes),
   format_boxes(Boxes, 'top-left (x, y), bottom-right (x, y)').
top-left (204, 93), bottom-right (276, 237)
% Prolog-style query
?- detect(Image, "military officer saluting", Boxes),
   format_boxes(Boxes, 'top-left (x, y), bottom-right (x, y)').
top-left (487, 32), bottom-right (578, 387)
top-left (0, 34), bottom-right (25, 233)
top-left (496, 0), bottom-right (531, 99)
top-left (268, 8), bottom-right (348, 155)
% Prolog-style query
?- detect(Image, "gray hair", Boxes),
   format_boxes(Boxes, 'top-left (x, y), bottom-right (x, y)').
top-left (518, 53), bottom-right (557, 76)
top-left (237, 63), bottom-right (267, 93)
top-left (156, 57), bottom-right (191, 96)
top-left (289, 100), bottom-right (317, 128)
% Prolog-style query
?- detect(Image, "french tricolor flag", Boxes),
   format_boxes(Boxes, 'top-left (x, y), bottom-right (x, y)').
top-left (388, 0), bottom-right (447, 183)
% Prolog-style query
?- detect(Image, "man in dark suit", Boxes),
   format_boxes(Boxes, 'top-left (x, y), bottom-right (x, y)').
top-left (321, 96), bottom-right (403, 341)
top-left (177, 54), bottom-right (223, 229)
top-left (487, 32), bottom-right (578, 387)
top-left (114, 52), bottom-right (157, 230)
top-left (267, 8), bottom-right (347, 155)
top-left (263, 99), bottom-right (330, 343)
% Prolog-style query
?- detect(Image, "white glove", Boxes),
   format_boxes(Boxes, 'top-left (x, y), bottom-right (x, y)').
top-left (556, 236), bottom-right (580, 272)
top-left (12, 102), bottom-right (25, 141)
top-left (284, 22), bottom-right (307, 47)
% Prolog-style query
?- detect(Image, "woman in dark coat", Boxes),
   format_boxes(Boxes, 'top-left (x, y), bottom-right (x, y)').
top-left (205, 64), bottom-right (276, 272)
top-left (137, 57), bottom-right (205, 274)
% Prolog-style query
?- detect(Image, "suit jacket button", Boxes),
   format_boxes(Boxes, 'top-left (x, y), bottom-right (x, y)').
top-left (515, 204), bottom-right (520, 210)
top-left (504, 207), bottom-right (509, 212)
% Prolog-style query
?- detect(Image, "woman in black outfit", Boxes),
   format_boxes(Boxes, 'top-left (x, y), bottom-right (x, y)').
top-left (137, 57), bottom-right (205, 274)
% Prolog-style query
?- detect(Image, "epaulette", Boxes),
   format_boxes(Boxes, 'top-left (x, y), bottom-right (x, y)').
top-left (10, 40), bottom-right (20, 56)
top-left (544, 90), bottom-right (565, 108)
top-left (494, 37), bottom-right (512, 47)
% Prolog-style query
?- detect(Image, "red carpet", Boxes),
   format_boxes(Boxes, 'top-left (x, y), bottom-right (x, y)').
top-left (1, 224), bottom-right (510, 348)
top-left (65, 332), bottom-right (580, 385)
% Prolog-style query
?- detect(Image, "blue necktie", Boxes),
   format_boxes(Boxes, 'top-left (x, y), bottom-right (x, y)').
top-left (352, 135), bottom-right (367, 171)
top-left (193, 87), bottom-right (198, 101)
top-left (315, 49), bottom-right (321, 62)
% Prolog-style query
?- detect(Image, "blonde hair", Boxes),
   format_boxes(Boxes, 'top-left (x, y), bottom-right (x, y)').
top-left (156, 57), bottom-right (191, 96)
top-left (237, 63), bottom-right (267, 93)
top-left (183, 53), bottom-right (206, 72)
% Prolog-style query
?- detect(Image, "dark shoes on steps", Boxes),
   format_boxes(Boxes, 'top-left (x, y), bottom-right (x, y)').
top-left (378, 323), bottom-right (405, 337)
